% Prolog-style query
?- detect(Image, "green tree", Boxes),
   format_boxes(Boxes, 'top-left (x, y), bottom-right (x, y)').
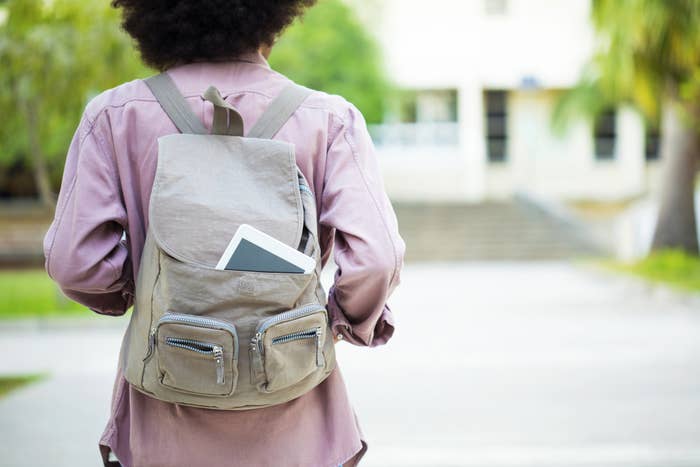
top-left (554, 0), bottom-right (700, 255)
top-left (0, 0), bottom-right (149, 206)
top-left (269, 0), bottom-right (388, 124)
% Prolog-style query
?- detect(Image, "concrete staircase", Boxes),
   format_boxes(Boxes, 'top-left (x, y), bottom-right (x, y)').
top-left (0, 198), bottom-right (605, 268)
top-left (394, 198), bottom-right (605, 261)
top-left (0, 201), bottom-right (52, 267)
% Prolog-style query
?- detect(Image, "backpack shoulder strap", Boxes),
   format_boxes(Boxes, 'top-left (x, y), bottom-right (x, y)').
top-left (144, 73), bottom-right (208, 135)
top-left (247, 83), bottom-right (313, 139)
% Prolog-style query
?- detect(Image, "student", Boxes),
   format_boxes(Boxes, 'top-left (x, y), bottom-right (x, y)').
top-left (42, 1), bottom-right (405, 466)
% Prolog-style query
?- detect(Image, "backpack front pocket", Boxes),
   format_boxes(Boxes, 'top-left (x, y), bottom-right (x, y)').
top-left (250, 304), bottom-right (328, 393)
top-left (155, 313), bottom-right (239, 396)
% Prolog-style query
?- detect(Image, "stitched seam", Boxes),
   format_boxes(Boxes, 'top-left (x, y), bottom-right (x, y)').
top-left (88, 91), bottom-right (344, 122)
top-left (318, 112), bottom-right (346, 224)
top-left (164, 92), bottom-right (206, 134)
top-left (91, 120), bottom-right (123, 203)
top-left (88, 120), bottom-right (125, 284)
top-left (45, 117), bottom-right (96, 279)
top-left (342, 121), bottom-right (401, 288)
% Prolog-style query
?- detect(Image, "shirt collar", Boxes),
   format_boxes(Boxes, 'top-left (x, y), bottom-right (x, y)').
top-left (164, 49), bottom-right (271, 94)
top-left (233, 50), bottom-right (270, 67)
top-left (166, 49), bottom-right (270, 74)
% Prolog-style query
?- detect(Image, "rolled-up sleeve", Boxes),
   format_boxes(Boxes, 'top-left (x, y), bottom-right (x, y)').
top-left (42, 109), bottom-right (134, 316)
top-left (320, 102), bottom-right (406, 347)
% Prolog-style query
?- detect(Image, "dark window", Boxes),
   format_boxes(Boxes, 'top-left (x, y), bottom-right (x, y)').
top-left (645, 126), bottom-right (661, 161)
top-left (594, 109), bottom-right (616, 160)
top-left (398, 91), bottom-right (418, 123)
top-left (485, 90), bottom-right (508, 163)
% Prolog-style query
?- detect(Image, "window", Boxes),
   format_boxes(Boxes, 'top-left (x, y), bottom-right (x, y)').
top-left (394, 89), bottom-right (458, 124)
top-left (369, 89), bottom-right (459, 147)
top-left (397, 90), bottom-right (418, 123)
top-left (416, 90), bottom-right (458, 123)
top-left (484, 0), bottom-right (508, 15)
top-left (485, 90), bottom-right (508, 163)
top-left (593, 109), bottom-right (616, 160)
top-left (645, 126), bottom-right (661, 161)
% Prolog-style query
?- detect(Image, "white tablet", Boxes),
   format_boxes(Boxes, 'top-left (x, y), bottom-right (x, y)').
top-left (215, 224), bottom-right (315, 274)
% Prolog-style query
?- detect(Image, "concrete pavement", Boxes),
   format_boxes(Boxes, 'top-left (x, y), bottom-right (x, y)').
top-left (1, 262), bottom-right (699, 466)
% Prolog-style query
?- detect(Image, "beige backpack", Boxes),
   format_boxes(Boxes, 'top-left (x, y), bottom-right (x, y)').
top-left (119, 72), bottom-right (336, 410)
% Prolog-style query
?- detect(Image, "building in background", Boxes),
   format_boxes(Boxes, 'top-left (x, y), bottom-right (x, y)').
top-left (359, 0), bottom-right (663, 202)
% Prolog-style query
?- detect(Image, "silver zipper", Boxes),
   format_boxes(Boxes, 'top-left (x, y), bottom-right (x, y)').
top-left (165, 336), bottom-right (218, 354)
top-left (272, 327), bottom-right (321, 345)
top-left (214, 345), bottom-right (224, 385)
top-left (270, 327), bottom-right (324, 368)
top-left (157, 313), bottom-right (238, 361)
top-left (251, 304), bottom-right (325, 356)
top-left (164, 337), bottom-right (226, 385)
top-left (157, 313), bottom-right (236, 386)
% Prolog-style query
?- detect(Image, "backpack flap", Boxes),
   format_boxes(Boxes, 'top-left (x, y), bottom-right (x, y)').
top-left (149, 133), bottom-right (305, 268)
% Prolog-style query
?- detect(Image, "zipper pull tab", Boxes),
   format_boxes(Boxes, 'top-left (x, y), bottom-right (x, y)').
top-left (213, 345), bottom-right (224, 385)
top-left (249, 335), bottom-right (265, 386)
top-left (143, 327), bottom-right (156, 362)
top-left (315, 327), bottom-right (324, 367)
top-left (254, 332), bottom-right (263, 355)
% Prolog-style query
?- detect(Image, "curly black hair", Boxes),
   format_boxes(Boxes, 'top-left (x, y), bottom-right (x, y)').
top-left (111, 0), bottom-right (317, 70)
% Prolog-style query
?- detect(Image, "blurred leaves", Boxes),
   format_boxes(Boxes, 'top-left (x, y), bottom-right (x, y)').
top-left (0, 0), bottom-right (388, 203)
top-left (269, 0), bottom-right (388, 124)
top-left (0, 373), bottom-right (47, 398)
top-left (0, 269), bottom-right (85, 318)
top-left (0, 0), bottom-right (150, 201)
top-left (553, 0), bottom-right (700, 130)
top-left (609, 249), bottom-right (700, 292)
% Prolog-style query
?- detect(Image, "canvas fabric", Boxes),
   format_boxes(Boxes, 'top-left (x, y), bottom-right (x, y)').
top-left (119, 72), bottom-right (336, 410)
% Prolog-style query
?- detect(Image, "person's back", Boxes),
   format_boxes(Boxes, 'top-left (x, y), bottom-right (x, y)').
top-left (43, 2), bottom-right (405, 466)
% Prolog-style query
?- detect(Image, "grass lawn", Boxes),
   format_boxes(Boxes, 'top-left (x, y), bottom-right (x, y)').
top-left (0, 374), bottom-right (46, 398)
top-left (0, 269), bottom-right (88, 319)
top-left (608, 250), bottom-right (700, 292)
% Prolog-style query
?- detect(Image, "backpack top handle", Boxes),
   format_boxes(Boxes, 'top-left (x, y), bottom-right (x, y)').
top-left (145, 72), bottom-right (244, 137)
top-left (144, 72), bottom-right (312, 139)
top-left (202, 85), bottom-right (244, 137)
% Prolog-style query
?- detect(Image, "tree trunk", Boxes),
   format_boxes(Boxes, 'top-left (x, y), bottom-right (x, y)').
top-left (25, 102), bottom-right (56, 208)
top-left (651, 101), bottom-right (699, 254)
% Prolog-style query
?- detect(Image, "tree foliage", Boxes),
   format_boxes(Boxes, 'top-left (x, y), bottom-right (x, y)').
top-left (0, 0), bottom-right (150, 203)
top-left (553, 0), bottom-right (700, 255)
top-left (553, 0), bottom-right (700, 129)
top-left (269, 0), bottom-right (388, 124)
top-left (0, 0), bottom-right (388, 203)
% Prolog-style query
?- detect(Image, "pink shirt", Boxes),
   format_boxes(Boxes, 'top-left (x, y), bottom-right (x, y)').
top-left (42, 51), bottom-right (405, 467)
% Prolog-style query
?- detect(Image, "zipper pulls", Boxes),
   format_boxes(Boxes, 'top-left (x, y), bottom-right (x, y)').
top-left (249, 334), bottom-right (264, 384)
top-left (213, 345), bottom-right (224, 385)
top-left (314, 327), bottom-right (324, 367)
top-left (143, 327), bottom-right (156, 362)
top-left (254, 332), bottom-right (263, 355)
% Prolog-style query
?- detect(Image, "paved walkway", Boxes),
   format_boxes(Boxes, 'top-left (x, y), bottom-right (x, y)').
top-left (1, 262), bottom-right (699, 467)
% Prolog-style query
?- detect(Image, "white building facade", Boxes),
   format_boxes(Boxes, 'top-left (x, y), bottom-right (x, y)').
top-left (359, 0), bottom-right (663, 202)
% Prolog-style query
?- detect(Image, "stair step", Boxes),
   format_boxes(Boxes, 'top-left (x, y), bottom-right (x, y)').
top-left (0, 201), bottom-right (604, 266)
top-left (394, 201), bottom-right (603, 261)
